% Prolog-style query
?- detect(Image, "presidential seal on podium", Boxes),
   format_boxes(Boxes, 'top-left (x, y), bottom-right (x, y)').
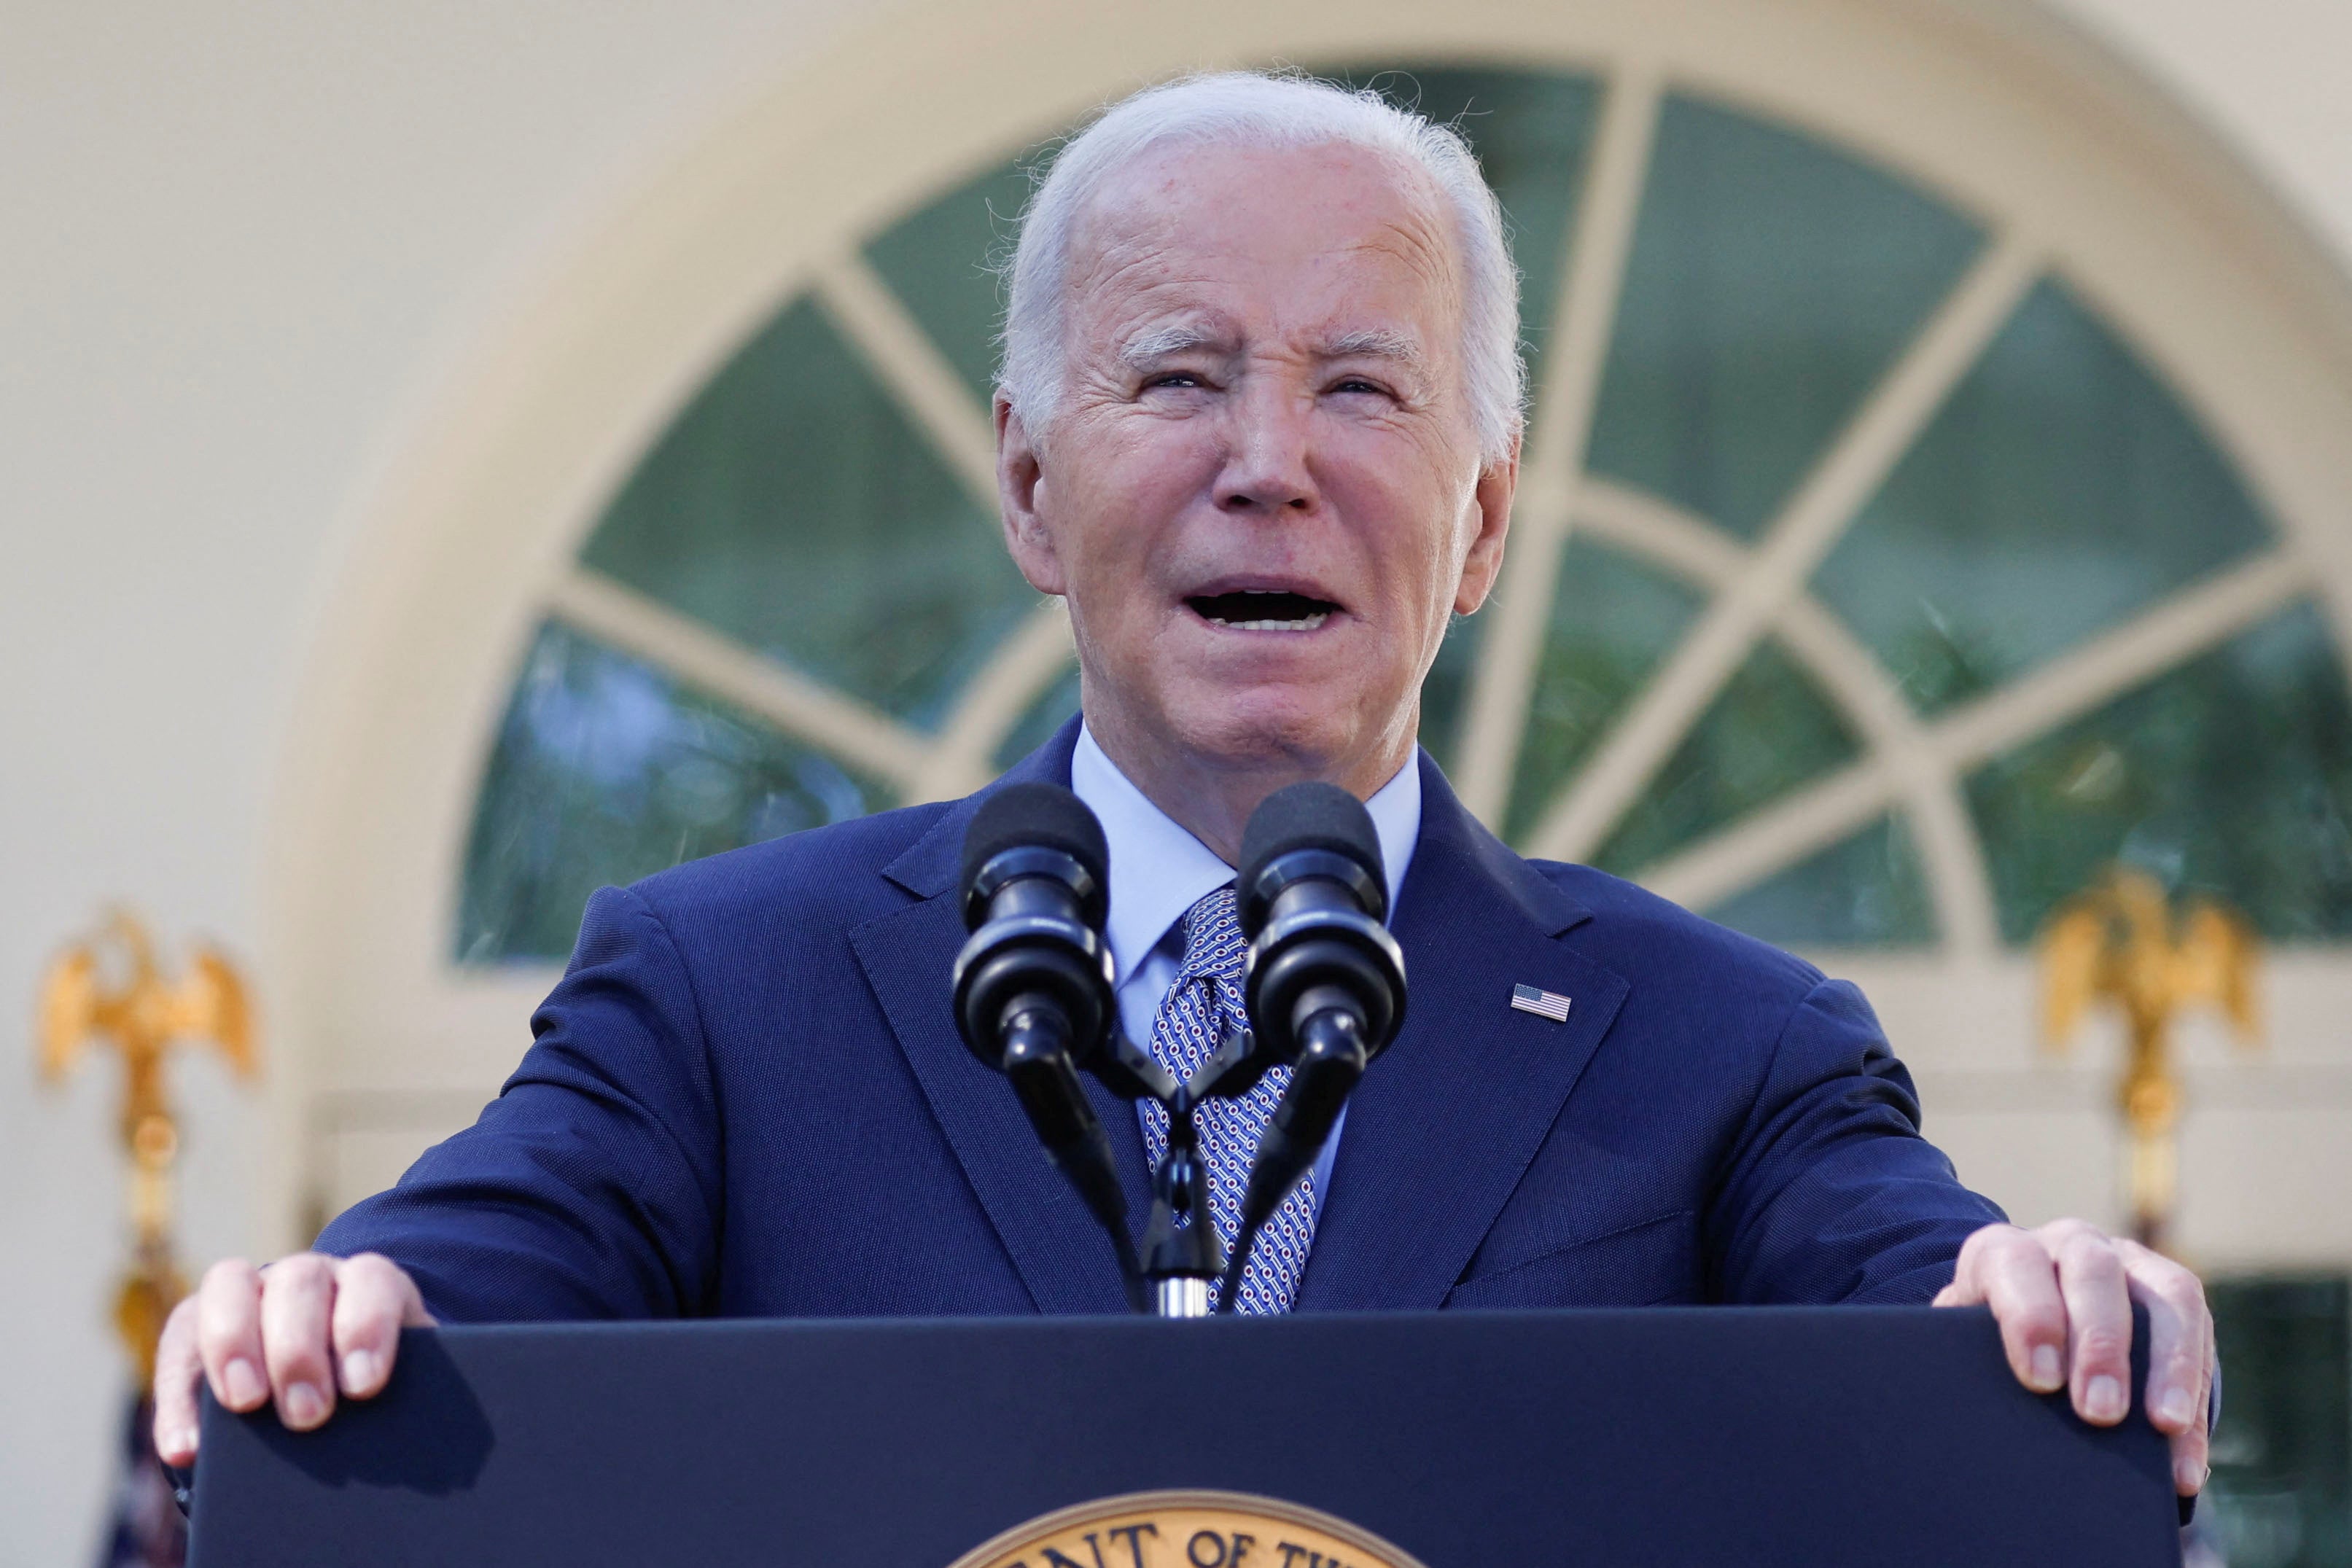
top-left (947, 1490), bottom-right (1427, 1568)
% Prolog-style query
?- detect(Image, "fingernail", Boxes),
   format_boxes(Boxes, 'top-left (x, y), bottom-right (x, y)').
top-left (2158, 1386), bottom-right (2195, 1427)
top-left (340, 1350), bottom-right (377, 1392)
top-left (2087, 1374), bottom-right (2126, 1421)
top-left (2030, 1345), bottom-right (2063, 1392)
top-left (282, 1382), bottom-right (325, 1428)
top-left (222, 1357), bottom-right (265, 1408)
top-left (2176, 1457), bottom-right (2208, 1493)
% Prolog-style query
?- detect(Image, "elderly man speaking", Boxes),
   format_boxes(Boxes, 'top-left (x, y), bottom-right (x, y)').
top-left (155, 71), bottom-right (2215, 1502)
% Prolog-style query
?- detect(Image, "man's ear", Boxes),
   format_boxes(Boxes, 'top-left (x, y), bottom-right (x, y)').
top-left (1452, 434), bottom-right (1519, 615)
top-left (996, 397), bottom-right (1067, 596)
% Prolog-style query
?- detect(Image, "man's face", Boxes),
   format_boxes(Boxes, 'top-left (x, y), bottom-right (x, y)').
top-left (998, 139), bottom-right (1515, 790)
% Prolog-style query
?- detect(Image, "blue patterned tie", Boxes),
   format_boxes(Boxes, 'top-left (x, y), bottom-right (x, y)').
top-left (1140, 885), bottom-right (1318, 1313)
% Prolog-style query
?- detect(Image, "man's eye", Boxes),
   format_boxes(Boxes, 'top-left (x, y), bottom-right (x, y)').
top-left (1332, 377), bottom-right (1389, 397)
top-left (1145, 372), bottom-right (1204, 390)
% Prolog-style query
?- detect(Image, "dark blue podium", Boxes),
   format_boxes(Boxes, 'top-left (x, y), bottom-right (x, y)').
top-left (186, 1307), bottom-right (2179, 1566)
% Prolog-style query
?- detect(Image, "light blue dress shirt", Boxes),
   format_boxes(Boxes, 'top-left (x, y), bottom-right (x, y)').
top-left (1068, 725), bottom-right (1422, 1222)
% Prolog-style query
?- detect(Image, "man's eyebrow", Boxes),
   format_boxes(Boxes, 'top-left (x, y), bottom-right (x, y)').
top-left (1117, 324), bottom-right (1230, 367)
top-left (1320, 329), bottom-right (1428, 371)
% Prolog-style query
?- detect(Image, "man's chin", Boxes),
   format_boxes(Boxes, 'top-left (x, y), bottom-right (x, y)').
top-left (1152, 689), bottom-right (1373, 776)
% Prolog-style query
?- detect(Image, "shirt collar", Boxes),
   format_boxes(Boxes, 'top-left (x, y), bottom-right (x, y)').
top-left (1069, 722), bottom-right (1422, 984)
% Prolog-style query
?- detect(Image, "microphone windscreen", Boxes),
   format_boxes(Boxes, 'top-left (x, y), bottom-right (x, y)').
top-left (960, 781), bottom-right (1111, 902)
top-left (1239, 781), bottom-right (1384, 912)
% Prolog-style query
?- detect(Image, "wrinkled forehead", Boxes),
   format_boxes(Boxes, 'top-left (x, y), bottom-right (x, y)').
top-left (1062, 138), bottom-right (1468, 349)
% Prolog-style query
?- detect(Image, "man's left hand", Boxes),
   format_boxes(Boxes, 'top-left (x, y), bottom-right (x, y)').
top-left (1936, 1219), bottom-right (2213, 1497)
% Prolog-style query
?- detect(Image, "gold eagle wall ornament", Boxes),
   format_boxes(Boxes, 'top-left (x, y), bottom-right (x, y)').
top-left (37, 910), bottom-right (260, 1384)
top-left (2038, 867), bottom-right (2260, 1254)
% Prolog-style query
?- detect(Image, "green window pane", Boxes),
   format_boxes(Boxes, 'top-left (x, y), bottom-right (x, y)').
top-left (992, 663), bottom-right (1083, 772)
top-left (579, 296), bottom-right (1037, 731)
top-left (1587, 93), bottom-right (1982, 542)
top-left (1417, 610), bottom-right (1484, 773)
top-left (459, 621), bottom-right (892, 964)
top-left (863, 157), bottom-right (1040, 402)
top-left (1818, 278), bottom-right (2277, 714)
top-left (1966, 601), bottom-right (2352, 942)
top-left (2205, 1274), bottom-right (2351, 1568)
top-left (1593, 636), bottom-right (1862, 875)
top-left (1704, 814), bottom-right (1937, 948)
top-left (1503, 539), bottom-right (1705, 843)
top-left (1359, 66), bottom-right (1599, 383)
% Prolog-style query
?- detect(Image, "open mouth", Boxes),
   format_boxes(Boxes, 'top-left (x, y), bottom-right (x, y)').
top-left (1185, 588), bottom-right (1342, 633)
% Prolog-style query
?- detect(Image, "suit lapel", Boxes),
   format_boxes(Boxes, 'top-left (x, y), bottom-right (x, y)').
top-left (851, 720), bottom-right (1150, 1314)
top-left (1294, 756), bottom-right (1630, 1311)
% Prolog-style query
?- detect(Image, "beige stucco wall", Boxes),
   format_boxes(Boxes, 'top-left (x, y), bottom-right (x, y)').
top-left (2, 1), bottom-right (2348, 1557)
top-left (2059, 0), bottom-right (2352, 275)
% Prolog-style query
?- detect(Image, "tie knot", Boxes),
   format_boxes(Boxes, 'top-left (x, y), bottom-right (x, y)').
top-left (1177, 884), bottom-right (1245, 984)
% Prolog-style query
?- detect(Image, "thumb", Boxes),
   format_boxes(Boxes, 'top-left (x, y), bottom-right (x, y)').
top-left (152, 1299), bottom-right (204, 1467)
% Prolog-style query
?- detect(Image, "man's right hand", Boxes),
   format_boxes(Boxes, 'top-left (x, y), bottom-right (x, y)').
top-left (152, 1252), bottom-right (435, 1467)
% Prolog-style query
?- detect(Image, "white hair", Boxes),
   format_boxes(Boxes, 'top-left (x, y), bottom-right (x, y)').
top-left (997, 71), bottom-right (1525, 465)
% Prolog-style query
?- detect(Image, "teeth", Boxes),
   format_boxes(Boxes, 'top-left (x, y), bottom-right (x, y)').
top-left (1207, 613), bottom-right (1329, 632)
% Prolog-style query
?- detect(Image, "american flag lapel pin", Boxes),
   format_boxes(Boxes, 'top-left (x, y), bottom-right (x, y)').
top-left (1511, 983), bottom-right (1572, 1023)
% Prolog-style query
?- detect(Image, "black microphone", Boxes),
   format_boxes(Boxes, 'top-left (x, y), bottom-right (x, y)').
top-left (1220, 781), bottom-right (1406, 1308)
top-left (951, 782), bottom-right (1140, 1300)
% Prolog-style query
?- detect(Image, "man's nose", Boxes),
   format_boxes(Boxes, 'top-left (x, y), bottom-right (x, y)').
top-left (1214, 382), bottom-right (1318, 515)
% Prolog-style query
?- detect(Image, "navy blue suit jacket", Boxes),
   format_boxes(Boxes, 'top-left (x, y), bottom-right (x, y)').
top-left (320, 721), bottom-right (2004, 1319)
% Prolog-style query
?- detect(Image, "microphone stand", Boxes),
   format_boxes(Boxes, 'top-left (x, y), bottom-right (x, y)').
top-left (1077, 1029), bottom-right (1221, 1317)
top-left (1015, 950), bottom-right (1374, 1319)
top-left (1137, 1085), bottom-right (1221, 1317)
top-left (1084, 1026), bottom-right (1298, 1318)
